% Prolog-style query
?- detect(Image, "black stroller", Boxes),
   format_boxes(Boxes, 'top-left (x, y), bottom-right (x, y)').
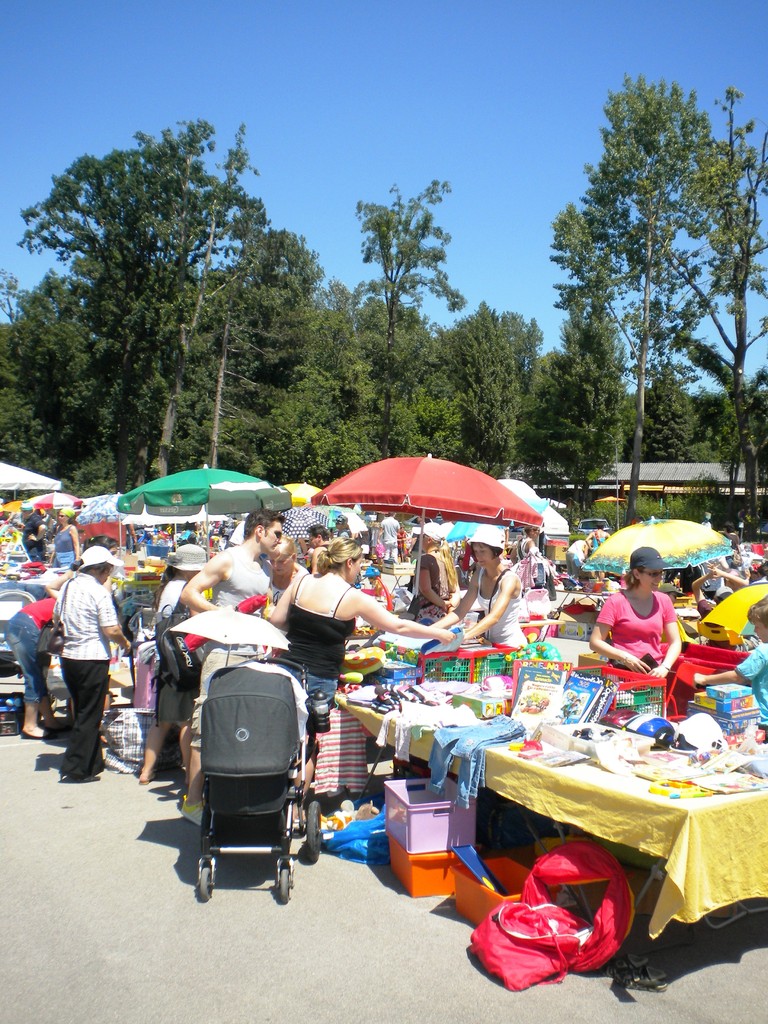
top-left (197, 662), bottom-right (322, 903)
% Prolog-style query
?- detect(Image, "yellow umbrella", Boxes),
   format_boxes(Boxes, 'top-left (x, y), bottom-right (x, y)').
top-left (700, 583), bottom-right (768, 634)
top-left (0, 500), bottom-right (22, 513)
top-left (584, 518), bottom-right (734, 575)
top-left (284, 482), bottom-right (321, 507)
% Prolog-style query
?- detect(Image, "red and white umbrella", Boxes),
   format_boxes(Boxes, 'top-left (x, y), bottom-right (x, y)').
top-left (311, 457), bottom-right (542, 526)
top-left (31, 491), bottom-right (82, 510)
top-left (312, 457), bottom-right (543, 581)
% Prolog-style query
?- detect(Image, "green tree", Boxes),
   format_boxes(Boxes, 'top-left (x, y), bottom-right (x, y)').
top-left (552, 76), bottom-right (711, 521)
top-left (517, 309), bottom-right (627, 501)
top-left (642, 362), bottom-right (696, 462)
top-left (670, 88), bottom-right (768, 527)
top-left (356, 181), bottom-right (465, 458)
top-left (20, 120), bottom-right (262, 489)
top-left (444, 303), bottom-right (520, 475)
top-left (8, 274), bottom-right (107, 487)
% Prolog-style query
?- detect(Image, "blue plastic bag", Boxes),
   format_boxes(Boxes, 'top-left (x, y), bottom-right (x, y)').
top-left (322, 810), bottom-right (390, 865)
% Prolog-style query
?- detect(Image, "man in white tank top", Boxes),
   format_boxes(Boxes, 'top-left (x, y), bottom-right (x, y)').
top-left (179, 509), bottom-right (285, 824)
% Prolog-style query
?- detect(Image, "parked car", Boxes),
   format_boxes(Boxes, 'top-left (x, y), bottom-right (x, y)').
top-left (576, 518), bottom-right (611, 536)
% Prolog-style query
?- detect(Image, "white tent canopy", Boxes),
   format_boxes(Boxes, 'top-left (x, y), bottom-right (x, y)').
top-left (497, 478), bottom-right (570, 541)
top-left (0, 461), bottom-right (61, 494)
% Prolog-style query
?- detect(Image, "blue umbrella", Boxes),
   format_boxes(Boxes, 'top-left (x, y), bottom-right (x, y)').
top-left (446, 521), bottom-right (481, 543)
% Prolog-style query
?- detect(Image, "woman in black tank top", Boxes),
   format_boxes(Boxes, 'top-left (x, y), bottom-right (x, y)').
top-left (270, 538), bottom-right (457, 701)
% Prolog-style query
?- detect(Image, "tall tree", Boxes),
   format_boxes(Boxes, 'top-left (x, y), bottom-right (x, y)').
top-left (670, 88), bottom-right (768, 526)
top-left (356, 181), bottom-right (465, 458)
top-left (643, 362), bottom-right (696, 462)
top-left (517, 309), bottom-right (627, 501)
top-left (20, 120), bottom-right (260, 489)
top-left (444, 302), bottom-right (520, 475)
top-left (552, 76), bottom-right (711, 521)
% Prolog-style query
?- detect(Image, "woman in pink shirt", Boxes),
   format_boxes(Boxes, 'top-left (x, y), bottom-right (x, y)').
top-left (589, 546), bottom-right (681, 679)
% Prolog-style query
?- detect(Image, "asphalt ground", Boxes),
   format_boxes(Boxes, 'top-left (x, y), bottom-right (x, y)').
top-left (3, 624), bottom-right (768, 1022)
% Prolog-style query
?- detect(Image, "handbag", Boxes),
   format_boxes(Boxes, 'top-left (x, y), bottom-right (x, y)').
top-left (47, 581), bottom-right (71, 655)
top-left (36, 622), bottom-right (55, 657)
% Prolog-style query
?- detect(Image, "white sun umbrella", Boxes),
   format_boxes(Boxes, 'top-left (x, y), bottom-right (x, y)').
top-left (320, 507), bottom-right (367, 534)
top-left (171, 607), bottom-right (290, 650)
top-left (123, 508), bottom-right (227, 526)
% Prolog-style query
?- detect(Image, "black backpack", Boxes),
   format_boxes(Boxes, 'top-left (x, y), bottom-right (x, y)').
top-left (154, 604), bottom-right (204, 692)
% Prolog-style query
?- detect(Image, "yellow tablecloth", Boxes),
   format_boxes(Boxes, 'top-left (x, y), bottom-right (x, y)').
top-left (339, 697), bottom-right (768, 938)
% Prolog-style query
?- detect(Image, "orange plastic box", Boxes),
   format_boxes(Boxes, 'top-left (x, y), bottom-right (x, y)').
top-left (388, 836), bottom-right (457, 897)
top-left (453, 856), bottom-right (530, 926)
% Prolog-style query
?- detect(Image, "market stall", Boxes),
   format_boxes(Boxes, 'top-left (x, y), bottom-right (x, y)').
top-left (338, 682), bottom-right (768, 939)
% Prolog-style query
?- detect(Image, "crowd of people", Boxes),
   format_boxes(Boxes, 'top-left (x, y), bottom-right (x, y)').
top-left (5, 500), bottom-right (768, 814)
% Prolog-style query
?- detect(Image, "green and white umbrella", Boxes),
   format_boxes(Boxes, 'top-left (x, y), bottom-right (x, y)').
top-left (117, 468), bottom-right (292, 518)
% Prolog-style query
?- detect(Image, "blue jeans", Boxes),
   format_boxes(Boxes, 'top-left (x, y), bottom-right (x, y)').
top-left (6, 612), bottom-right (49, 703)
top-left (429, 716), bottom-right (526, 808)
top-left (274, 660), bottom-right (338, 701)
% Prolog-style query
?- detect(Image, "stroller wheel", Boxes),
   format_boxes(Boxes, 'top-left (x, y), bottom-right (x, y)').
top-left (303, 800), bottom-right (322, 864)
top-left (277, 861), bottom-right (292, 904)
top-left (198, 859), bottom-right (214, 902)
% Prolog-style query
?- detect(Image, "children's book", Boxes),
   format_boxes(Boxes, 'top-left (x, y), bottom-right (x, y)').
top-left (511, 660), bottom-right (570, 726)
top-left (560, 673), bottom-right (605, 725)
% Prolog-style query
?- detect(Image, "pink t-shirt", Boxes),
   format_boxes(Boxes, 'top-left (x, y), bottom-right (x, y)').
top-left (596, 590), bottom-right (677, 663)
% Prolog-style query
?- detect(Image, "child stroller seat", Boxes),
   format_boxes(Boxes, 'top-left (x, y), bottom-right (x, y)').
top-left (197, 661), bottom-right (320, 903)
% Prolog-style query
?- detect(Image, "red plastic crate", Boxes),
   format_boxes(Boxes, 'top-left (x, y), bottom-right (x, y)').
top-left (667, 648), bottom-right (748, 718)
top-left (587, 665), bottom-right (667, 718)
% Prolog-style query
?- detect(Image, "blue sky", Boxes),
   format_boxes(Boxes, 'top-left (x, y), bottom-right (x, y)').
top-left (2, 1), bottom-right (767, 365)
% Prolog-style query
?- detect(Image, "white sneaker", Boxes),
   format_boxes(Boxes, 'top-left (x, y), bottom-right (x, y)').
top-left (181, 798), bottom-right (203, 826)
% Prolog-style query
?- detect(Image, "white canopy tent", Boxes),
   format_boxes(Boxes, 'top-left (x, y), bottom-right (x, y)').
top-left (0, 461), bottom-right (61, 494)
top-left (497, 478), bottom-right (570, 542)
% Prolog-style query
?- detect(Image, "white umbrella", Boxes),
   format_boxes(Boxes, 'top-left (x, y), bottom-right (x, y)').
top-left (171, 607), bottom-right (290, 650)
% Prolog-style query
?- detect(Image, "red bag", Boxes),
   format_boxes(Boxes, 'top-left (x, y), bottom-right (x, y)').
top-left (469, 901), bottom-right (590, 991)
top-left (522, 840), bottom-right (634, 973)
top-left (469, 840), bottom-right (635, 990)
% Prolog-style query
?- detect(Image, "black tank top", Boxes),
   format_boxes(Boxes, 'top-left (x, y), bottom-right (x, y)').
top-left (284, 576), bottom-right (356, 677)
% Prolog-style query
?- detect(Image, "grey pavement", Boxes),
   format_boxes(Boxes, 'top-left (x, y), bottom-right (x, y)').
top-left (3, 635), bottom-right (768, 1023)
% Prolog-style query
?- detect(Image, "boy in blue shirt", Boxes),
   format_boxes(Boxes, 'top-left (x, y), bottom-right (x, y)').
top-left (693, 596), bottom-right (768, 729)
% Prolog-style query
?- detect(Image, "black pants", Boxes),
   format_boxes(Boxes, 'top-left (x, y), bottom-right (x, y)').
top-left (60, 657), bottom-right (110, 779)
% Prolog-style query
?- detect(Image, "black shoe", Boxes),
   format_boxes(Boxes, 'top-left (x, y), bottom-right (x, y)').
top-left (59, 774), bottom-right (101, 784)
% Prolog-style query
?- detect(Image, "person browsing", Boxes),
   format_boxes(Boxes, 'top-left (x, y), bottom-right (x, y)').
top-left (179, 509), bottom-right (284, 825)
top-left (693, 596), bottom-right (768, 733)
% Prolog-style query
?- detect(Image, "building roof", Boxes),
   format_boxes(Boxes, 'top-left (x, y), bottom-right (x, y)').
top-left (596, 462), bottom-right (745, 486)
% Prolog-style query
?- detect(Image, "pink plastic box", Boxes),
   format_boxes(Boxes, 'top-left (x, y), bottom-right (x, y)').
top-left (384, 777), bottom-right (476, 854)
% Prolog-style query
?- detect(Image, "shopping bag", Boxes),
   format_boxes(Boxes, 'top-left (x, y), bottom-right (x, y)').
top-left (520, 588), bottom-right (550, 620)
top-left (102, 707), bottom-right (181, 774)
top-left (322, 812), bottom-right (390, 865)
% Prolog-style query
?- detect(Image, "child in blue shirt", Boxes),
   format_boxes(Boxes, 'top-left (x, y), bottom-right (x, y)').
top-left (693, 596), bottom-right (768, 726)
